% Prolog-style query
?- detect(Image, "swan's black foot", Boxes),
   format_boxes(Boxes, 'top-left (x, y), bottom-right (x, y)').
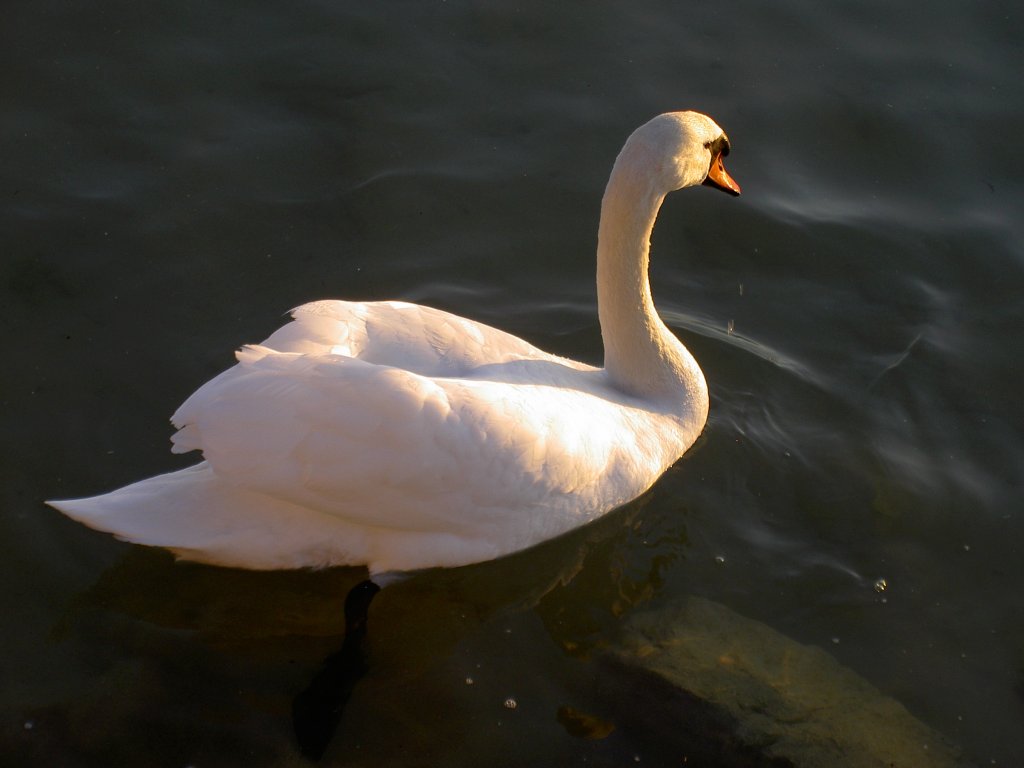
top-left (293, 579), bottom-right (381, 761)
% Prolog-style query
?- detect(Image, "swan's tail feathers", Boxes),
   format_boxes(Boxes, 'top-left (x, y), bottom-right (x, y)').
top-left (46, 463), bottom-right (369, 570)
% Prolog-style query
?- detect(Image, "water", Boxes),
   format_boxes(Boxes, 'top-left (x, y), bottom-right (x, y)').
top-left (3, 0), bottom-right (1022, 764)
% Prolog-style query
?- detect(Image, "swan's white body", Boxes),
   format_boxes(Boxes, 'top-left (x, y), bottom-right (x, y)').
top-left (49, 111), bottom-right (739, 576)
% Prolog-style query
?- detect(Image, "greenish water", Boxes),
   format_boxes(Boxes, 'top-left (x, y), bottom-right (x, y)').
top-left (3, 0), bottom-right (1022, 764)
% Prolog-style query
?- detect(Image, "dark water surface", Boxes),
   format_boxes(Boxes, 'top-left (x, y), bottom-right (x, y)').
top-left (4, 0), bottom-right (1023, 765)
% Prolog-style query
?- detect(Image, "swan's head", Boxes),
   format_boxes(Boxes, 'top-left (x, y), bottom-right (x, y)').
top-left (621, 111), bottom-right (741, 197)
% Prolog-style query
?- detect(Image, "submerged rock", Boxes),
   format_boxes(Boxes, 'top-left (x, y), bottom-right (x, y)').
top-left (610, 596), bottom-right (961, 768)
top-left (556, 705), bottom-right (616, 740)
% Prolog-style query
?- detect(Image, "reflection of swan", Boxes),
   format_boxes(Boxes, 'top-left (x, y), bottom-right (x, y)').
top-left (49, 111), bottom-right (740, 578)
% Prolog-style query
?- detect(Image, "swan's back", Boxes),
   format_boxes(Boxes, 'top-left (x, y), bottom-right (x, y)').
top-left (262, 300), bottom-right (563, 377)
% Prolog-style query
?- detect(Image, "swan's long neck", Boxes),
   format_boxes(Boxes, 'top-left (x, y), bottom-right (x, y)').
top-left (596, 152), bottom-right (708, 416)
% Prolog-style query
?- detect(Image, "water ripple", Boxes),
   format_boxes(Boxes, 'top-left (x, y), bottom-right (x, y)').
top-left (663, 308), bottom-right (830, 391)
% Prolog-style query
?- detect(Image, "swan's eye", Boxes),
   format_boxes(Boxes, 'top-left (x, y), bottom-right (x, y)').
top-left (705, 135), bottom-right (731, 158)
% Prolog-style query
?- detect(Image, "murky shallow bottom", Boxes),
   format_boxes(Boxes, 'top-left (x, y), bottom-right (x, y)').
top-left (3, 517), bottom-right (960, 767)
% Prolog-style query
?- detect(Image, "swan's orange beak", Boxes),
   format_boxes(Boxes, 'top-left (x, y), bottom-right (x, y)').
top-left (702, 152), bottom-right (741, 196)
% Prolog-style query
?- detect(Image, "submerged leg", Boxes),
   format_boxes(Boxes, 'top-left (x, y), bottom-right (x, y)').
top-left (292, 579), bottom-right (381, 761)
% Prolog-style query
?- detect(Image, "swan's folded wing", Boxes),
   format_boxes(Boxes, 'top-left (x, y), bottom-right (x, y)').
top-left (260, 300), bottom-right (557, 378)
top-left (169, 345), bottom-right (661, 538)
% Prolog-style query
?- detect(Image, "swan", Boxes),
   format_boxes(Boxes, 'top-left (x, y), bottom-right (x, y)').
top-left (48, 111), bottom-right (740, 579)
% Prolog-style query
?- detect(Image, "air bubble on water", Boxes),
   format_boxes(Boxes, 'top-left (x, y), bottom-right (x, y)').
top-left (504, 697), bottom-right (517, 710)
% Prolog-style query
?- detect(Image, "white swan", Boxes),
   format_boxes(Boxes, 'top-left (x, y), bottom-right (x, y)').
top-left (49, 111), bottom-right (740, 577)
